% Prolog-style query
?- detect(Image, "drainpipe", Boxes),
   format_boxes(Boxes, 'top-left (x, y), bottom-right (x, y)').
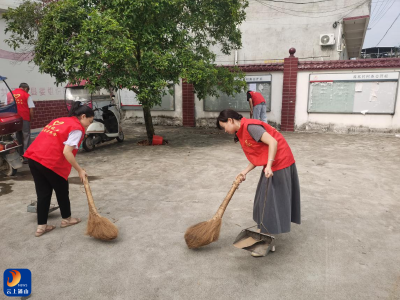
top-left (337, 22), bottom-right (343, 54)
top-left (234, 50), bottom-right (238, 65)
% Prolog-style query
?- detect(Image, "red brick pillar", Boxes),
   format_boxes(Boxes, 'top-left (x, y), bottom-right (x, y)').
top-left (281, 48), bottom-right (298, 132)
top-left (182, 79), bottom-right (195, 127)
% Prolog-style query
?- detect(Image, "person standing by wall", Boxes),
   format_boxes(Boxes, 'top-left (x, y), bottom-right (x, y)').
top-left (11, 83), bottom-right (35, 161)
top-left (247, 90), bottom-right (267, 123)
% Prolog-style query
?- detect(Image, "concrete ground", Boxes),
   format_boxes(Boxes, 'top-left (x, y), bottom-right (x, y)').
top-left (1, 121), bottom-right (400, 300)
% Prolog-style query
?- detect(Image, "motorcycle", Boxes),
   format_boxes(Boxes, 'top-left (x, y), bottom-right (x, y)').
top-left (65, 84), bottom-right (124, 152)
top-left (0, 76), bottom-right (23, 176)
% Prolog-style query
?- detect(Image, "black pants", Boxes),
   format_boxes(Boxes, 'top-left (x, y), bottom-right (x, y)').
top-left (28, 159), bottom-right (71, 225)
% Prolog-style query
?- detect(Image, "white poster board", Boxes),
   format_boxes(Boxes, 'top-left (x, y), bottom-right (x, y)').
top-left (308, 72), bottom-right (399, 114)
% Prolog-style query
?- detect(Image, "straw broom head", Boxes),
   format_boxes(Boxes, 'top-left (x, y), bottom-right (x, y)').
top-left (84, 177), bottom-right (118, 241)
top-left (184, 218), bottom-right (222, 249)
top-left (184, 175), bottom-right (243, 249)
top-left (86, 208), bottom-right (119, 241)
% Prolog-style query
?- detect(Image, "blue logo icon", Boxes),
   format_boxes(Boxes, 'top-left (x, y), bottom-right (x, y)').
top-left (3, 269), bottom-right (31, 297)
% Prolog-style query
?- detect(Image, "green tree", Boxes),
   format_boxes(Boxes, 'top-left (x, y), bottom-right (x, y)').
top-left (4, 0), bottom-right (248, 143)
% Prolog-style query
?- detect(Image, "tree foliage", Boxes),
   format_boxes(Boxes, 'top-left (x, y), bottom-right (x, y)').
top-left (4, 0), bottom-right (248, 141)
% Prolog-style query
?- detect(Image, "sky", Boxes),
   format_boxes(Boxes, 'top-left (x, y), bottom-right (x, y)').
top-left (363, 0), bottom-right (400, 48)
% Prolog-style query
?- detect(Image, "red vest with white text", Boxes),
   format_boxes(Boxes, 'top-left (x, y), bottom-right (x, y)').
top-left (11, 88), bottom-right (31, 121)
top-left (24, 117), bottom-right (85, 180)
top-left (236, 118), bottom-right (295, 171)
top-left (249, 91), bottom-right (265, 106)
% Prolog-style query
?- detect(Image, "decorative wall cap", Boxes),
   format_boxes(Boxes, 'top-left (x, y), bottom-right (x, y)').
top-left (298, 58), bottom-right (400, 70)
top-left (223, 63), bottom-right (284, 72)
top-left (222, 58), bottom-right (400, 72)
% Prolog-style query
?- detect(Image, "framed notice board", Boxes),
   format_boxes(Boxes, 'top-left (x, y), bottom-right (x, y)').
top-left (204, 75), bottom-right (272, 112)
top-left (308, 72), bottom-right (399, 114)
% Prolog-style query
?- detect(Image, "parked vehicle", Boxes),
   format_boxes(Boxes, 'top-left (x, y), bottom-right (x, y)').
top-left (0, 76), bottom-right (23, 176)
top-left (65, 83), bottom-right (124, 151)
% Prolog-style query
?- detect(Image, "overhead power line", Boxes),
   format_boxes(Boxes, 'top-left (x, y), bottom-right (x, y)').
top-left (257, 0), bottom-right (367, 14)
top-left (370, 0), bottom-right (389, 23)
top-left (371, 0), bottom-right (392, 24)
top-left (254, 0), bottom-right (370, 19)
top-left (370, 0), bottom-right (386, 21)
top-left (369, 0), bottom-right (396, 28)
top-left (340, 0), bottom-right (371, 20)
top-left (376, 12), bottom-right (400, 46)
top-left (253, 0), bottom-right (334, 4)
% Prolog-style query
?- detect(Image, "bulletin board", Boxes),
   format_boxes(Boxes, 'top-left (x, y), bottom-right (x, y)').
top-left (203, 75), bottom-right (272, 112)
top-left (308, 72), bottom-right (399, 114)
top-left (119, 86), bottom-right (175, 111)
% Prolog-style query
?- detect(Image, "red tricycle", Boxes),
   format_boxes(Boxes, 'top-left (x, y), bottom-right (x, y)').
top-left (0, 76), bottom-right (23, 176)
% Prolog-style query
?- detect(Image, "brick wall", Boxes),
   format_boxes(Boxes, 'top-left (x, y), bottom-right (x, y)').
top-left (31, 100), bottom-right (69, 129)
top-left (281, 49), bottom-right (298, 132)
top-left (182, 80), bottom-right (195, 127)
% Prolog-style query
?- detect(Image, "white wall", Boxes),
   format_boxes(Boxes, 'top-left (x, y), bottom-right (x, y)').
top-left (123, 72), bottom-right (285, 127)
top-left (0, 0), bottom-right (23, 11)
top-left (295, 68), bottom-right (400, 131)
top-left (0, 14), bottom-right (64, 101)
top-left (113, 67), bottom-right (400, 132)
top-left (212, 0), bottom-right (370, 64)
top-left (123, 80), bottom-right (183, 126)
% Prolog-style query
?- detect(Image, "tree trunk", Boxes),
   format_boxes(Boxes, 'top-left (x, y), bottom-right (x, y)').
top-left (142, 105), bottom-right (155, 144)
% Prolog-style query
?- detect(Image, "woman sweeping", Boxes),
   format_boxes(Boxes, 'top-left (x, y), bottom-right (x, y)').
top-left (217, 109), bottom-right (300, 257)
top-left (24, 102), bottom-right (94, 237)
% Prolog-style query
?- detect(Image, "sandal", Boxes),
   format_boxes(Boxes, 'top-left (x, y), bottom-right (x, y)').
top-left (61, 217), bottom-right (81, 228)
top-left (35, 225), bottom-right (56, 237)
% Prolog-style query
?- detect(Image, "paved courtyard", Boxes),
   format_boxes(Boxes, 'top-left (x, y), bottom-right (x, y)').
top-left (1, 121), bottom-right (399, 300)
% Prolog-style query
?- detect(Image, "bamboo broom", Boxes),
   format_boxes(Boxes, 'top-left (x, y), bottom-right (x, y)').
top-left (184, 174), bottom-right (244, 249)
top-left (83, 177), bottom-right (118, 240)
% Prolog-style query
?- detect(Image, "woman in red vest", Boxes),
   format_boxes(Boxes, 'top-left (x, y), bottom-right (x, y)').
top-left (217, 109), bottom-right (300, 256)
top-left (24, 102), bottom-right (94, 237)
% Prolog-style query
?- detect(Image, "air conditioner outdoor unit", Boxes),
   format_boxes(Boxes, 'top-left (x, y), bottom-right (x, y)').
top-left (320, 34), bottom-right (335, 46)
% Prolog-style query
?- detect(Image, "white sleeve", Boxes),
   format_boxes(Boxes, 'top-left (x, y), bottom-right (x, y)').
top-left (27, 96), bottom-right (35, 108)
top-left (63, 130), bottom-right (83, 149)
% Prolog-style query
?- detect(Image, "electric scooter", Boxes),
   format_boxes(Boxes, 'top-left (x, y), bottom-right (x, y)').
top-left (65, 85), bottom-right (124, 152)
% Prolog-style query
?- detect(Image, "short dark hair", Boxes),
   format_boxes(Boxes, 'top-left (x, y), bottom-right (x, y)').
top-left (19, 83), bottom-right (29, 90)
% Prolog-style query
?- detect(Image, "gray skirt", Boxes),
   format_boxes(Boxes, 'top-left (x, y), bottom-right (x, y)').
top-left (253, 163), bottom-right (301, 234)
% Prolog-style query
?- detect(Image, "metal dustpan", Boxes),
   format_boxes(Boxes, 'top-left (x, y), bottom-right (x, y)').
top-left (27, 201), bottom-right (59, 213)
top-left (233, 226), bottom-right (275, 257)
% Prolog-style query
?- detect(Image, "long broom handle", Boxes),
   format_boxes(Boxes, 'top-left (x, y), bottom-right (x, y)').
top-left (213, 174), bottom-right (244, 219)
top-left (83, 176), bottom-right (99, 216)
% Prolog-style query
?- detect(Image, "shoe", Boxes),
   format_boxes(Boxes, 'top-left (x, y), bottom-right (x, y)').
top-left (61, 217), bottom-right (81, 228)
top-left (35, 225), bottom-right (56, 237)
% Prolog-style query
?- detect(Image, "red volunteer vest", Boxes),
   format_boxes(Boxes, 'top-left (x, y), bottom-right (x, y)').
top-left (11, 88), bottom-right (31, 121)
top-left (24, 117), bottom-right (85, 180)
top-left (236, 118), bottom-right (295, 172)
top-left (249, 91), bottom-right (265, 106)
